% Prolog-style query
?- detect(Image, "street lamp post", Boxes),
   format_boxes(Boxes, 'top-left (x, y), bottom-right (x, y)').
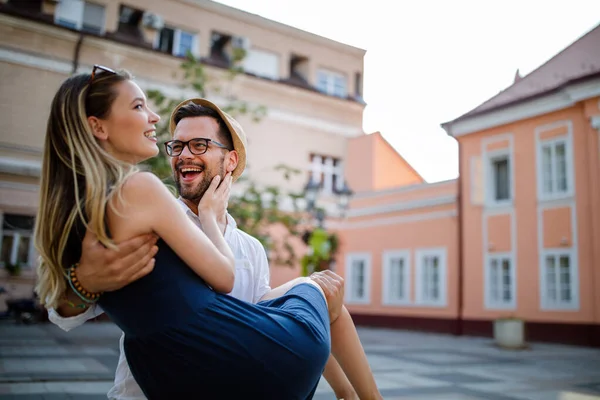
top-left (300, 177), bottom-right (354, 275)
top-left (303, 177), bottom-right (321, 215)
top-left (337, 181), bottom-right (354, 217)
top-left (303, 177), bottom-right (354, 224)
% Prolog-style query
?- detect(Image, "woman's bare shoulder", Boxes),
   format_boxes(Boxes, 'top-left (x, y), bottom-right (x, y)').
top-left (110, 172), bottom-right (174, 216)
top-left (121, 171), bottom-right (165, 191)
top-left (108, 172), bottom-right (172, 241)
top-left (116, 171), bottom-right (173, 202)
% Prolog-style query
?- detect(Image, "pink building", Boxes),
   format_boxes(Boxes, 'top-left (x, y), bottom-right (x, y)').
top-left (335, 23), bottom-right (600, 347)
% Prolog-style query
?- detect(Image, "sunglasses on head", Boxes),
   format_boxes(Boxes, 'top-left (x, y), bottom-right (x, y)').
top-left (89, 64), bottom-right (116, 84)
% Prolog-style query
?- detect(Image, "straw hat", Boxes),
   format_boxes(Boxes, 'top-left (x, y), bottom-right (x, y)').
top-left (169, 98), bottom-right (247, 182)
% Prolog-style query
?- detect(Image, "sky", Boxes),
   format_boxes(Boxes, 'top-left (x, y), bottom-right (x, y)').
top-left (215, 0), bottom-right (600, 183)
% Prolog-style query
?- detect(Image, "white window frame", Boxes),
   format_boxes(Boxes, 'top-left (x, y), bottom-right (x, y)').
top-left (316, 68), bottom-right (347, 98)
top-left (345, 253), bottom-right (371, 304)
top-left (540, 248), bottom-right (579, 310)
top-left (415, 248), bottom-right (447, 307)
top-left (536, 134), bottom-right (574, 202)
top-left (484, 252), bottom-right (516, 309)
top-left (243, 48), bottom-right (280, 80)
top-left (309, 154), bottom-right (344, 195)
top-left (382, 250), bottom-right (411, 305)
top-left (484, 148), bottom-right (513, 208)
top-left (153, 26), bottom-right (199, 58)
top-left (0, 213), bottom-right (36, 269)
top-left (54, 0), bottom-right (106, 35)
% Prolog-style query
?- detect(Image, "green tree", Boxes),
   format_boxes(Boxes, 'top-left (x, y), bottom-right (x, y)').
top-left (143, 51), bottom-right (304, 267)
top-left (228, 164), bottom-right (306, 267)
top-left (300, 225), bottom-right (339, 276)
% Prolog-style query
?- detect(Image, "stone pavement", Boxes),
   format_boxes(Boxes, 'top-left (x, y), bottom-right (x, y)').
top-left (0, 321), bottom-right (599, 399)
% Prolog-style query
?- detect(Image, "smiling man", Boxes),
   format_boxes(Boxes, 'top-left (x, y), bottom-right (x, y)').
top-left (167, 99), bottom-right (240, 226)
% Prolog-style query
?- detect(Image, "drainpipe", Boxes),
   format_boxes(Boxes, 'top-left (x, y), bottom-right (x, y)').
top-left (588, 116), bottom-right (600, 341)
top-left (72, 32), bottom-right (85, 75)
top-left (456, 140), bottom-right (464, 336)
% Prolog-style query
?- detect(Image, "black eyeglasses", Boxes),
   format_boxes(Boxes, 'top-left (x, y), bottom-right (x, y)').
top-left (89, 64), bottom-right (116, 84)
top-left (164, 138), bottom-right (232, 157)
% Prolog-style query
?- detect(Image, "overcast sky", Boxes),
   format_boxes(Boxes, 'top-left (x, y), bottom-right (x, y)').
top-left (215, 0), bottom-right (600, 182)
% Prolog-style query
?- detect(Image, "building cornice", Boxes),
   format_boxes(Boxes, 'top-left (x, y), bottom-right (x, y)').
top-left (0, 142), bottom-right (42, 155)
top-left (347, 194), bottom-right (457, 218)
top-left (352, 178), bottom-right (457, 200)
top-left (327, 209), bottom-right (458, 230)
top-left (0, 157), bottom-right (41, 178)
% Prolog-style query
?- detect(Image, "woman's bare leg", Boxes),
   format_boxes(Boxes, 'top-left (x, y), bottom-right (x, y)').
top-left (307, 271), bottom-right (381, 399)
top-left (322, 354), bottom-right (358, 400)
top-left (330, 306), bottom-right (381, 399)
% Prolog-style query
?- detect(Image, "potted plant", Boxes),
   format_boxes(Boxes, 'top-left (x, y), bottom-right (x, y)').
top-left (494, 314), bottom-right (526, 349)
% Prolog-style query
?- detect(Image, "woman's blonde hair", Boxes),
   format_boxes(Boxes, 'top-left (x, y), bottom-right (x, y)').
top-left (35, 69), bottom-right (137, 309)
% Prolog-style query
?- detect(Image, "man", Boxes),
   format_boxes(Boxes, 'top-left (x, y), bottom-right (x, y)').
top-left (50, 98), bottom-right (358, 400)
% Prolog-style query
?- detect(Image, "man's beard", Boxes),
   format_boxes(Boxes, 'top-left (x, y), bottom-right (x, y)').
top-left (175, 160), bottom-right (226, 203)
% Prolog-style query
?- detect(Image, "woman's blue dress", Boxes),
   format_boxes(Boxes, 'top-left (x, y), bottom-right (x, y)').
top-left (97, 240), bottom-right (331, 399)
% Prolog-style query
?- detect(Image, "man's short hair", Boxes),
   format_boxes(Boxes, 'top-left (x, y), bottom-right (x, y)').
top-left (173, 103), bottom-right (233, 150)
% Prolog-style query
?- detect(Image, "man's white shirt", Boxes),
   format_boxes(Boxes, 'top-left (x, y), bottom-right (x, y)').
top-left (48, 198), bottom-right (271, 400)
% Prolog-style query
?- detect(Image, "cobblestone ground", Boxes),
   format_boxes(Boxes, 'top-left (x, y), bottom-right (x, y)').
top-left (0, 321), bottom-right (599, 399)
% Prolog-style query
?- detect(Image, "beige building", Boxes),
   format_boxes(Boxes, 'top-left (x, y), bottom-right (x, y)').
top-left (0, 0), bottom-right (366, 303)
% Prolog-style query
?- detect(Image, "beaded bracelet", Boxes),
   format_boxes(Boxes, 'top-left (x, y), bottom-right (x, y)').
top-left (66, 263), bottom-right (102, 304)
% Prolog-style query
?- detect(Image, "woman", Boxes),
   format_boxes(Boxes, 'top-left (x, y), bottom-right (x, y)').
top-left (34, 67), bottom-right (381, 399)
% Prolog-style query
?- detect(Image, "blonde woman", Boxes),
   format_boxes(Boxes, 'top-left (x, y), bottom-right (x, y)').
top-left (35, 66), bottom-right (381, 399)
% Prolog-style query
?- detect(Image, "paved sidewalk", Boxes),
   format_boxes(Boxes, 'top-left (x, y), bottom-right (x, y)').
top-left (0, 321), bottom-right (599, 399)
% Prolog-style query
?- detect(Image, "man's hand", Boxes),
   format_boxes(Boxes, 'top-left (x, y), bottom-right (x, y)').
top-left (197, 172), bottom-right (232, 233)
top-left (310, 270), bottom-right (345, 323)
top-left (76, 229), bottom-right (159, 293)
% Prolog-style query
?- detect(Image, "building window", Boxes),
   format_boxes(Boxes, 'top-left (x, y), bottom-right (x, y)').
top-left (492, 157), bottom-right (510, 201)
top-left (155, 26), bottom-right (198, 58)
top-left (1, 214), bottom-right (35, 269)
top-left (289, 54), bottom-right (309, 84)
top-left (415, 248), bottom-right (447, 306)
top-left (382, 250), bottom-right (410, 305)
top-left (209, 31), bottom-right (232, 66)
top-left (55, 0), bottom-right (105, 35)
top-left (309, 154), bottom-right (345, 195)
top-left (541, 250), bottom-right (578, 309)
top-left (485, 253), bottom-right (515, 309)
top-left (538, 137), bottom-right (573, 200)
top-left (316, 69), bottom-right (347, 98)
top-left (354, 72), bottom-right (363, 98)
top-left (485, 149), bottom-right (512, 207)
top-left (244, 48), bottom-right (280, 80)
top-left (345, 253), bottom-right (371, 304)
